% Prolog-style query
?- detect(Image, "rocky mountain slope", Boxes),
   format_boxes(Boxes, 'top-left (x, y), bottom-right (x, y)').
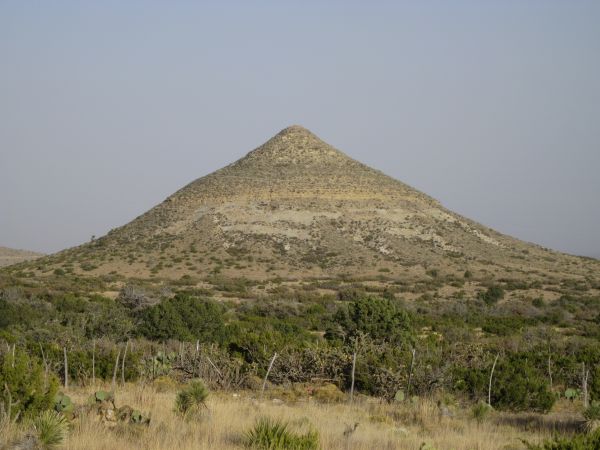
top-left (16, 126), bottom-right (599, 282)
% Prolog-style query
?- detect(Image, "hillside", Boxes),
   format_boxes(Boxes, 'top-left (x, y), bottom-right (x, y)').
top-left (11, 125), bottom-right (599, 284)
top-left (0, 246), bottom-right (42, 268)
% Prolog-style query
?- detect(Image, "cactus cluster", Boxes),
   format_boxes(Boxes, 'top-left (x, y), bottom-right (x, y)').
top-left (84, 390), bottom-right (151, 427)
top-left (115, 403), bottom-right (151, 426)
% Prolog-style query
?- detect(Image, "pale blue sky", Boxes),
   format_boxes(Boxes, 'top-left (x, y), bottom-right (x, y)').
top-left (1, 1), bottom-right (599, 257)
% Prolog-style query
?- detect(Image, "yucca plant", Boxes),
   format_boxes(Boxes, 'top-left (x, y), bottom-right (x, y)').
top-left (33, 410), bottom-right (69, 449)
top-left (175, 379), bottom-right (209, 416)
top-left (244, 417), bottom-right (319, 450)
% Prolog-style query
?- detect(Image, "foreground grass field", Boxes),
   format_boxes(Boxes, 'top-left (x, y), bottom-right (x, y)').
top-left (1, 382), bottom-right (585, 450)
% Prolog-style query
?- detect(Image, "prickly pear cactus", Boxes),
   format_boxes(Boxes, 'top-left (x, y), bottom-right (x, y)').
top-left (54, 392), bottom-right (74, 416)
top-left (564, 388), bottom-right (580, 401)
top-left (393, 390), bottom-right (405, 402)
top-left (130, 409), bottom-right (150, 425)
top-left (95, 390), bottom-right (112, 401)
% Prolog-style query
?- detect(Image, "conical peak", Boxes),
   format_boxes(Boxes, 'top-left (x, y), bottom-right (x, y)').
top-left (173, 125), bottom-right (437, 208)
top-left (271, 124), bottom-right (324, 145)
top-left (242, 125), bottom-right (346, 164)
top-left (279, 124), bottom-right (310, 134)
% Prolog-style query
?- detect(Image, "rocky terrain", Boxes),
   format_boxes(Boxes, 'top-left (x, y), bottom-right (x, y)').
top-left (14, 125), bottom-right (599, 283)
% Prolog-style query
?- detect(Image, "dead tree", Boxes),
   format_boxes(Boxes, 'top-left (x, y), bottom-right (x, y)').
top-left (488, 354), bottom-right (499, 407)
top-left (39, 343), bottom-right (48, 389)
top-left (112, 348), bottom-right (121, 391)
top-left (92, 339), bottom-right (96, 386)
top-left (547, 352), bottom-right (553, 390)
top-left (582, 362), bottom-right (590, 409)
top-left (350, 350), bottom-right (357, 403)
top-left (121, 340), bottom-right (129, 386)
top-left (261, 353), bottom-right (278, 398)
top-left (63, 347), bottom-right (68, 390)
top-left (406, 347), bottom-right (416, 397)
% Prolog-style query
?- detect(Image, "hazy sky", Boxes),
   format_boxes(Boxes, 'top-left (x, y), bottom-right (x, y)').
top-left (1, 1), bottom-right (599, 258)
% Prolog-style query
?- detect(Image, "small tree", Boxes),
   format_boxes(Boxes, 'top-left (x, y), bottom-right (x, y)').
top-left (327, 296), bottom-right (412, 346)
top-left (478, 286), bottom-right (505, 305)
top-left (492, 356), bottom-right (555, 412)
top-left (0, 350), bottom-right (58, 421)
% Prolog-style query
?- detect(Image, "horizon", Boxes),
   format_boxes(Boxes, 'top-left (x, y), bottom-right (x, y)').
top-left (1, 2), bottom-right (599, 257)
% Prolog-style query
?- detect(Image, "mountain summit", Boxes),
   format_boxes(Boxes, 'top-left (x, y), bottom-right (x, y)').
top-left (25, 126), bottom-right (598, 281)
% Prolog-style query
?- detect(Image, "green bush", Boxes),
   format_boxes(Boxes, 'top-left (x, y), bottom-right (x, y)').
top-left (494, 358), bottom-right (555, 412)
top-left (244, 417), bottom-right (319, 450)
top-left (523, 430), bottom-right (600, 450)
top-left (138, 294), bottom-right (226, 342)
top-left (590, 366), bottom-right (600, 402)
top-left (454, 354), bottom-right (555, 413)
top-left (327, 296), bottom-right (412, 345)
top-left (0, 350), bottom-right (58, 421)
top-left (478, 286), bottom-right (505, 305)
top-left (584, 401), bottom-right (600, 421)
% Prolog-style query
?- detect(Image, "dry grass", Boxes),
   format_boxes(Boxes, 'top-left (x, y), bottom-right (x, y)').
top-left (1, 382), bottom-right (569, 450)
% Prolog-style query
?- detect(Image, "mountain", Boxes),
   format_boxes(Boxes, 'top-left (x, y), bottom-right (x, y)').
top-left (17, 125), bottom-right (599, 282)
top-left (0, 246), bottom-right (43, 268)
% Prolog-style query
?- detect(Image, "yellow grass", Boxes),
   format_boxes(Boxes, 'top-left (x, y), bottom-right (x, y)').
top-left (1, 383), bottom-right (572, 450)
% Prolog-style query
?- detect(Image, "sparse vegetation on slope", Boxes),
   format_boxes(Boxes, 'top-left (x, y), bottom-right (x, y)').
top-left (11, 126), bottom-right (598, 283)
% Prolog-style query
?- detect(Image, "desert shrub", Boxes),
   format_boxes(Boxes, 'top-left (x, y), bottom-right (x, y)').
top-left (337, 288), bottom-right (366, 302)
top-left (454, 353), bottom-right (555, 413)
top-left (351, 341), bottom-right (407, 397)
top-left (40, 345), bottom-right (139, 384)
top-left (492, 356), bottom-right (555, 412)
top-left (175, 379), bottom-right (209, 416)
top-left (0, 298), bottom-right (48, 330)
top-left (584, 401), bottom-right (600, 433)
top-left (84, 296), bottom-right (134, 340)
top-left (327, 296), bottom-right (412, 345)
top-left (584, 402), bottom-right (600, 421)
top-left (117, 284), bottom-right (156, 310)
top-left (482, 316), bottom-right (535, 336)
top-left (312, 383), bottom-right (345, 403)
top-left (478, 286), bottom-right (505, 305)
top-left (138, 294), bottom-right (226, 343)
top-left (265, 346), bottom-right (348, 387)
top-left (153, 375), bottom-right (178, 393)
top-left (244, 417), bottom-right (319, 450)
top-left (590, 365), bottom-right (600, 402)
top-left (0, 350), bottom-right (58, 421)
top-left (523, 429), bottom-right (600, 450)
